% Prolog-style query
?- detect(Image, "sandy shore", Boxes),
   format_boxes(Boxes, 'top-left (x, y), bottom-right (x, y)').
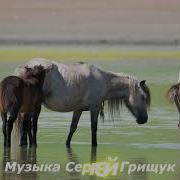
top-left (0, 0), bottom-right (180, 45)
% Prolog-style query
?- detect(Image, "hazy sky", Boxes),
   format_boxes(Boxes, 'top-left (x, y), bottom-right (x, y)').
top-left (0, 0), bottom-right (180, 9)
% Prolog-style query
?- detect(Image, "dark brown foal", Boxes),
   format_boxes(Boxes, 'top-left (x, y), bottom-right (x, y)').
top-left (0, 65), bottom-right (46, 148)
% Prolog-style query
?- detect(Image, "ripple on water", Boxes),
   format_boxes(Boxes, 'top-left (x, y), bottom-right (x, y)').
top-left (130, 143), bottom-right (180, 150)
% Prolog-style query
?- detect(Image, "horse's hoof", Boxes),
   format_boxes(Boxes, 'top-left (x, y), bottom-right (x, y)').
top-left (19, 143), bottom-right (28, 147)
top-left (66, 143), bottom-right (71, 148)
top-left (30, 143), bottom-right (37, 148)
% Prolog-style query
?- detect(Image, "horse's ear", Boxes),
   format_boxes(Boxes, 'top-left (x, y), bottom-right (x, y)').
top-left (140, 80), bottom-right (146, 87)
top-left (25, 66), bottom-right (31, 71)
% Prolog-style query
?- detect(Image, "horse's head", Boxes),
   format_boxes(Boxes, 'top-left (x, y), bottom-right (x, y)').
top-left (125, 80), bottom-right (151, 124)
top-left (166, 83), bottom-right (180, 104)
top-left (24, 65), bottom-right (50, 85)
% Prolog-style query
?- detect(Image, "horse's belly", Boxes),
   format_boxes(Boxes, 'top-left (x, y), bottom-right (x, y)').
top-left (20, 106), bottom-right (32, 113)
top-left (20, 90), bottom-right (41, 113)
top-left (20, 101), bottom-right (40, 113)
top-left (43, 96), bottom-right (84, 112)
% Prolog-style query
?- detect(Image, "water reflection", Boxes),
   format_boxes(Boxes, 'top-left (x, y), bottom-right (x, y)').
top-left (66, 147), bottom-right (80, 177)
top-left (90, 147), bottom-right (97, 180)
top-left (66, 147), bottom-right (97, 180)
top-left (90, 147), bottom-right (97, 163)
top-left (0, 146), bottom-right (168, 180)
top-left (129, 158), bottom-right (148, 180)
top-left (65, 147), bottom-right (149, 180)
top-left (1, 147), bottom-right (37, 180)
top-left (112, 157), bottom-right (148, 180)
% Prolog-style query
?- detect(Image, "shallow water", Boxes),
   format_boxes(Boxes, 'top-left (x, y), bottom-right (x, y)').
top-left (0, 103), bottom-right (179, 180)
top-left (0, 58), bottom-right (180, 180)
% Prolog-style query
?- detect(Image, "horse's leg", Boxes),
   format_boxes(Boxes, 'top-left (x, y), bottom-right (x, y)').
top-left (20, 114), bottom-right (29, 147)
top-left (90, 106), bottom-right (100, 147)
top-left (18, 114), bottom-right (27, 147)
top-left (31, 107), bottom-right (41, 147)
top-left (66, 110), bottom-right (82, 147)
top-left (1, 112), bottom-right (7, 147)
top-left (91, 147), bottom-right (97, 163)
top-left (6, 108), bottom-right (18, 147)
top-left (27, 117), bottom-right (33, 147)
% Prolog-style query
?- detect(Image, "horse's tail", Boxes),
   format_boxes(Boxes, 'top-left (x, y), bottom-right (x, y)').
top-left (12, 113), bottom-right (23, 146)
top-left (0, 87), bottom-right (5, 112)
top-left (0, 77), bottom-right (24, 146)
top-left (0, 81), bottom-right (21, 146)
top-left (0, 84), bottom-right (9, 112)
top-left (0, 77), bottom-right (24, 113)
top-left (166, 83), bottom-right (180, 104)
top-left (0, 83), bottom-right (15, 112)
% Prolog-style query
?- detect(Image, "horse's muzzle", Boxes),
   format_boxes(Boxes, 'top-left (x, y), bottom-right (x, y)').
top-left (136, 114), bottom-right (148, 124)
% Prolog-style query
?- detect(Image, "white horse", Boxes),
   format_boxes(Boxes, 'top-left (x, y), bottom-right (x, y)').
top-left (15, 58), bottom-right (151, 147)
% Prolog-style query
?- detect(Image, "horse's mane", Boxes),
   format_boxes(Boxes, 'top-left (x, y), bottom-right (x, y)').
top-left (101, 74), bottom-right (151, 120)
top-left (141, 83), bottom-right (151, 107)
top-left (54, 62), bottom-right (92, 86)
top-left (107, 75), bottom-right (137, 120)
top-left (23, 77), bottom-right (40, 86)
top-left (20, 65), bottom-right (46, 86)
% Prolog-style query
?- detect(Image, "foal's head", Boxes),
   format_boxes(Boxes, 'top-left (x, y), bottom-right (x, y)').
top-left (24, 65), bottom-right (47, 85)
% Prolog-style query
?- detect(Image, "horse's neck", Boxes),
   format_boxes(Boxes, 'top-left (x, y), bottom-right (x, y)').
top-left (105, 72), bottom-right (135, 100)
top-left (23, 78), bottom-right (43, 88)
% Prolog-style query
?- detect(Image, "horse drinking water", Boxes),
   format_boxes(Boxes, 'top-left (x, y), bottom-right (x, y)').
top-left (0, 65), bottom-right (47, 148)
top-left (16, 58), bottom-right (151, 147)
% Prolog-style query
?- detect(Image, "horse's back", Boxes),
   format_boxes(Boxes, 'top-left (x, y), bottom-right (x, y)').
top-left (1, 76), bottom-right (23, 86)
top-left (43, 63), bottom-right (90, 111)
top-left (16, 58), bottom-right (101, 80)
top-left (45, 62), bottom-right (106, 111)
top-left (15, 58), bottom-right (107, 112)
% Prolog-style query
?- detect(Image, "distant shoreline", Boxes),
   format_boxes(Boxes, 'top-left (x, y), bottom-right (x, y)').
top-left (0, 38), bottom-right (179, 47)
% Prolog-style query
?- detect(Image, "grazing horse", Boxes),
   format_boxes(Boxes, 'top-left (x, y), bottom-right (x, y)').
top-left (15, 58), bottom-right (151, 147)
top-left (0, 65), bottom-right (47, 147)
top-left (166, 83), bottom-right (180, 127)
